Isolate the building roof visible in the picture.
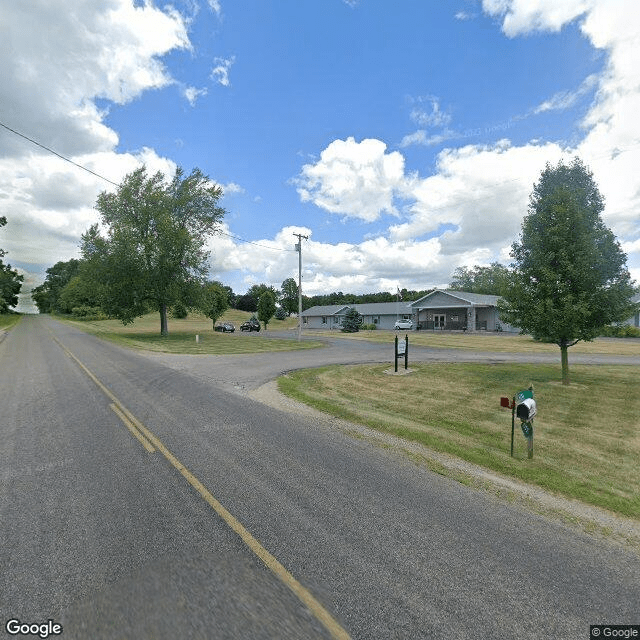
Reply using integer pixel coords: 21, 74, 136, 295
352, 301, 413, 315
301, 305, 349, 317
410, 289, 501, 308
302, 301, 412, 317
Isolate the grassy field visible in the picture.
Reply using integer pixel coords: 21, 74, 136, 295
311, 328, 640, 356
60, 310, 322, 354
0, 314, 21, 331
279, 362, 640, 518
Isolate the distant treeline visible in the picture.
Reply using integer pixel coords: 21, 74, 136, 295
299, 289, 434, 310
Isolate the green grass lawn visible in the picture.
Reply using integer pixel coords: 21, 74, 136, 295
60, 311, 322, 354
0, 314, 21, 331
312, 328, 640, 356
279, 362, 640, 518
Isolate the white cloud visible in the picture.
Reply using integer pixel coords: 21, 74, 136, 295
482, 0, 593, 37
211, 56, 235, 87
277, 1, 640, 295
208, 0, 222, 17
400, 129, 458, 148
1, 1, 190, 159
220, 182, 245, 195
0, 0, 189, 292
481, 0, 640, 245
533, 74, 599, 114
295, 137, 408, 222
183, 85, 208, 106
409, 96, 452, 128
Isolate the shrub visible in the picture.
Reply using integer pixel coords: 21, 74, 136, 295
172, 302, 188, 318
599, 324, 640, 338
275, 306, 287, 320
71, 306, 108, 321
361, 323, 377, 330
341, 307, 363, 333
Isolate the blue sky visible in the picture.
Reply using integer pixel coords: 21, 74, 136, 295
1, 1, 639, 312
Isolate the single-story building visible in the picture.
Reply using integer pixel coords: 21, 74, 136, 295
301, 290, 518, 332
301, 289, 639, 333
301, 301, 413, 330
410, 289, 518, 332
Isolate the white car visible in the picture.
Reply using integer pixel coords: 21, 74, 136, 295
394, 319, 413, 330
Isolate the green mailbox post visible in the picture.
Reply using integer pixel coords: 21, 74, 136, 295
501, 386, 536, 459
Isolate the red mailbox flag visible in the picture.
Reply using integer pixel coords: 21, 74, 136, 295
500, 397, 511, 408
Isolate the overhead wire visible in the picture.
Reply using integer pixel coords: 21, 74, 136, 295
2, 118, 636, 253
0, 119, 295, 252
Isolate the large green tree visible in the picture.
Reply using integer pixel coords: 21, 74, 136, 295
449, 262, 511, 296
0, 216, 23, 313
257, 290, 277, 330
499, 158, 637, 385
201, 281, 229, 328
31, 259, 81, 313
81, 166, 225, 335
280, 277, 299, 315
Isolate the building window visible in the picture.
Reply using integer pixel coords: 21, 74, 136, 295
321, 316, 327, 324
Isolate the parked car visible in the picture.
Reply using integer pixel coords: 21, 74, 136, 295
394, 319, 413, 330
240, 319, 261, 332
214, 322, 235, 333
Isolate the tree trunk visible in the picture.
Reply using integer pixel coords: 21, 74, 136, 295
560, 342, 570, 385
160, 303, 168, 336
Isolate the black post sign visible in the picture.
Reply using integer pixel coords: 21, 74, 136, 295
394, 334, 409, 372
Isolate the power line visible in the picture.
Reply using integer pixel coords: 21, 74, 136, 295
0, 119, 295, 252
0, 120, 120, 186
219, 230, 296, 252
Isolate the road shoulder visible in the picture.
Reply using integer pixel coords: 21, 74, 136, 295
249, 379, 640, 555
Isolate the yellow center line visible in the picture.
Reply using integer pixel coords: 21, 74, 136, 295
109, 403, 156, 453
49, 330, 351, 640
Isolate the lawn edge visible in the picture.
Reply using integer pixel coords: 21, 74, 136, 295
250, 378, 640, 555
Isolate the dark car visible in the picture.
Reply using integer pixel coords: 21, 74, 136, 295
240, 319, 260, 332
214, 322, 235, 333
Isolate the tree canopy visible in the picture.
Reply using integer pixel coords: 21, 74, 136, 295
280, 277, 299, 315
341, 307, 363, 333
257, 290, 277, 329
498, 158, 637, 384
0, 217, 23, 314
201, 281, 229, 328
32, 259, 81, 313
81, 166, 225, 334
449, 262, 511, 296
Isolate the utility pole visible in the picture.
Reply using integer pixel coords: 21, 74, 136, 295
293, 233, 308, 342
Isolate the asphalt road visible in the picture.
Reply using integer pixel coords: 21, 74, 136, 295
1, 316, 639, 639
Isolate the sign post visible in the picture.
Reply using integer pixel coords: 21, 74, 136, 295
394, 334, 408, 372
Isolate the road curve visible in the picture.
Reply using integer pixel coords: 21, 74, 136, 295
1, 316, 639, 640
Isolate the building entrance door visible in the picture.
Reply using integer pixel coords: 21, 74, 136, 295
434, 314, 446, 329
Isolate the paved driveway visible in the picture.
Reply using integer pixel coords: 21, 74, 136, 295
139, 330, 640, 394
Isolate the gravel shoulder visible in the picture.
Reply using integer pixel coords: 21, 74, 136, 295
136, 331, 640, 553
249, 379, 640, 554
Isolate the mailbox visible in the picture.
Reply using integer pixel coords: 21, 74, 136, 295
515, 388, 536, 422
516, 397, 537, 421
